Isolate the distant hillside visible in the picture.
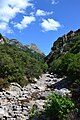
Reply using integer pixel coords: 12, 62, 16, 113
0, 34, 45, 61
0, 33, 47, 89
26, 43, 45, 56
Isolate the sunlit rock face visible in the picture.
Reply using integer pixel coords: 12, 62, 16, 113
26, 43, 45, 55
0, 38, 5, 45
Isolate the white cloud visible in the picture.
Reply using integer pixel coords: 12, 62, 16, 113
0, 0, 33, 33
41, 19, 61, 32
52, 0, 59, 5
36, 9, 53, 16
14, 16, 36, 30
0, 22, 13, 34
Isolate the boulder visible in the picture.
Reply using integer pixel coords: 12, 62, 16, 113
54, 88, 71, 97
7, 82, 22, 96
0, 108, 9, 117
39, 91, 50, 100
35, 100, 45, 110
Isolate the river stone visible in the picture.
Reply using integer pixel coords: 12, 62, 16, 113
54, 88, 71, 97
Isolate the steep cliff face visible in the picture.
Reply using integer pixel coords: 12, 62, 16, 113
45, 29, 80, 64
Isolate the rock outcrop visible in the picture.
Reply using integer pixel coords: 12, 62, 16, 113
26, 43, 44, 56
45, 29, 80, 64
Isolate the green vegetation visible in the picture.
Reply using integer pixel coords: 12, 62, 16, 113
44, 93, 76, 120
49, 53, 80, 79
0, 43, 47, 89
46, 29, 80, 88
45, 29, 80, 118
29, 93, 76, 120
0, 29, 80, 119
29, 105, 41, 119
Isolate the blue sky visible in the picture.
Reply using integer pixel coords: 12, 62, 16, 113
0, 0, 80, 55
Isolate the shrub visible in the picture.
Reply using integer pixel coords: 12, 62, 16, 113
50, 58, 62, 74
67, 54, 80, 79
0, 78, 9, 90
45, 93, 75, 120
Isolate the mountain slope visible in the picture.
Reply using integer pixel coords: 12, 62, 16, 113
0, 34, 45, 61
26, 43, 45, 55
45, 29, 80, 64
45, 28, 80, 78
0, 34, 47, 89
45, 29, 80, 112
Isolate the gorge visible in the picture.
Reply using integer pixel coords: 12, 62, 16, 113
0, 29, 80, 120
